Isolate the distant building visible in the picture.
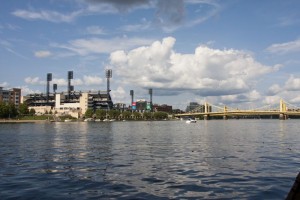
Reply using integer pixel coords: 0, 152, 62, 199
153, 104, 173, 113
186, 102, 211, 113
23, 91, 113, 118
114, 103, 128, 111
136, 99, 148, 112
186, 102, 200, 112
131, 99, 151, 112
172, 109, 184, 114
0, 87, 21, 107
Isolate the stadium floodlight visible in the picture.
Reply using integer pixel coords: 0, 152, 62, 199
106, 69, 112, 78
68, 71, 73, 79
47, 73, 52, 81
53, 84, 57, 93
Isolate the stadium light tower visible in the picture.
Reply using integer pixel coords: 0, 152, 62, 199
149, 88, 153, 112
68, 71, 73, 100
106, 69, 112, 94
130, 90, 134, 106
46, 73, 52, 103
106, 69, 112, 110
53, 83, 57, 94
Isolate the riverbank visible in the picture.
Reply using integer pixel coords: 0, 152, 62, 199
0, 119, 48, 123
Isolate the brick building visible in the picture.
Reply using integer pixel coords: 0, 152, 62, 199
0, 87, 21, 107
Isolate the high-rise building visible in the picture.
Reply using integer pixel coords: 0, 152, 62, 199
186, 102, 211, 113
0, 87, 21, 107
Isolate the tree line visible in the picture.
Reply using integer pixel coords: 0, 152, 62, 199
84, 108, 169, 120
0, 103, 170, 120
0, 103, 35, 118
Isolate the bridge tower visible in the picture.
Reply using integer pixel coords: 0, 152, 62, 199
279, 99, 287, 120
204, 102, 210, 120
223, 105, 228, 120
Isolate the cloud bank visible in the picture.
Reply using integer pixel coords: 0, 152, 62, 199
24, 75, 103, 87
54, 37, 154, 55
12, 0, 220, 31
266, 39, 300, 54
109, 37, 278, 98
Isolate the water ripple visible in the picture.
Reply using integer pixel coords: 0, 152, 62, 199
0, 120, 299, 199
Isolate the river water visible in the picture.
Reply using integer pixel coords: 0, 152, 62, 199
0, 120, 299, 199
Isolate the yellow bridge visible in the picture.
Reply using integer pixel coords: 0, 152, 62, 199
175, 99, 300, 120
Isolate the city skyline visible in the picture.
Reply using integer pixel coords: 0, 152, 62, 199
1, 0, 300, 110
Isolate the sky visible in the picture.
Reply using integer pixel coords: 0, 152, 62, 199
1, 0, 300, 110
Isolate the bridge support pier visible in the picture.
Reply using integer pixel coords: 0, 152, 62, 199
204, 115, 210, 120
279, 113, 287, 120
223, 115, 228, 120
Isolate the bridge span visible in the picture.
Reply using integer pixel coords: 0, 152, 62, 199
175, 99, 300, 120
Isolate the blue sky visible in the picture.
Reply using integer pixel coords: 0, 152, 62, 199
1, 0, 300, 110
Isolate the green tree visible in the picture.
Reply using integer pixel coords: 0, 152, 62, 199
85, 108, 94, 118
8, 103, 18, 118
95, 109, 106, 119
29, 108, 36, 115
0, 103, 17, 118
143, 112, 152, 120
18, 103, 29, 116
122, 111, 132, 119
108, 110, 120, 119
153, 111, 168, 120
0, 102, 7, 118
132, 112, 141, 119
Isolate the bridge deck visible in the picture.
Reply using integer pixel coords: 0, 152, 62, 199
176, 111, 300, 117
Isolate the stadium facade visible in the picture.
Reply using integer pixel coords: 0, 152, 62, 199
23, 70, 113, 118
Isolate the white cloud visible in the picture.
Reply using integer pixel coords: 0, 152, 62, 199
219, 90, 261, 105
111, 86, 127, 103
12, 9, 82, 23
25, 77, 45, 85
266, 39, 300, 54
20, 85, 41, 95
34, 50, 52, 58
267, 84, 282, 95
85, 0, 153, 13
86, 26, 106, 35
52, 78, 68, 86
263, 96, 281, 106
109, 37, 278, 97
25, 76, 103, 87
83, 75, 103, 85
5, 47, 28, 59
12, 0, 220, 32
0, 82, 9, 87
54, 37, 154, 55
121, 22, 151, 32
284, 75, 300, 91
289, 96, 300, 104
119, 0, 221, 32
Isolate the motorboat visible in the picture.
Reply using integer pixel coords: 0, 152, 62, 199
186, 118, 197, 123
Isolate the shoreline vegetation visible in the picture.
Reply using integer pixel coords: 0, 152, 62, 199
0, 118, 177, 123
0, 119, 48, 123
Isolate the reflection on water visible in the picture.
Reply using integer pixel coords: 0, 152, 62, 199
0, 120, 299, 199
